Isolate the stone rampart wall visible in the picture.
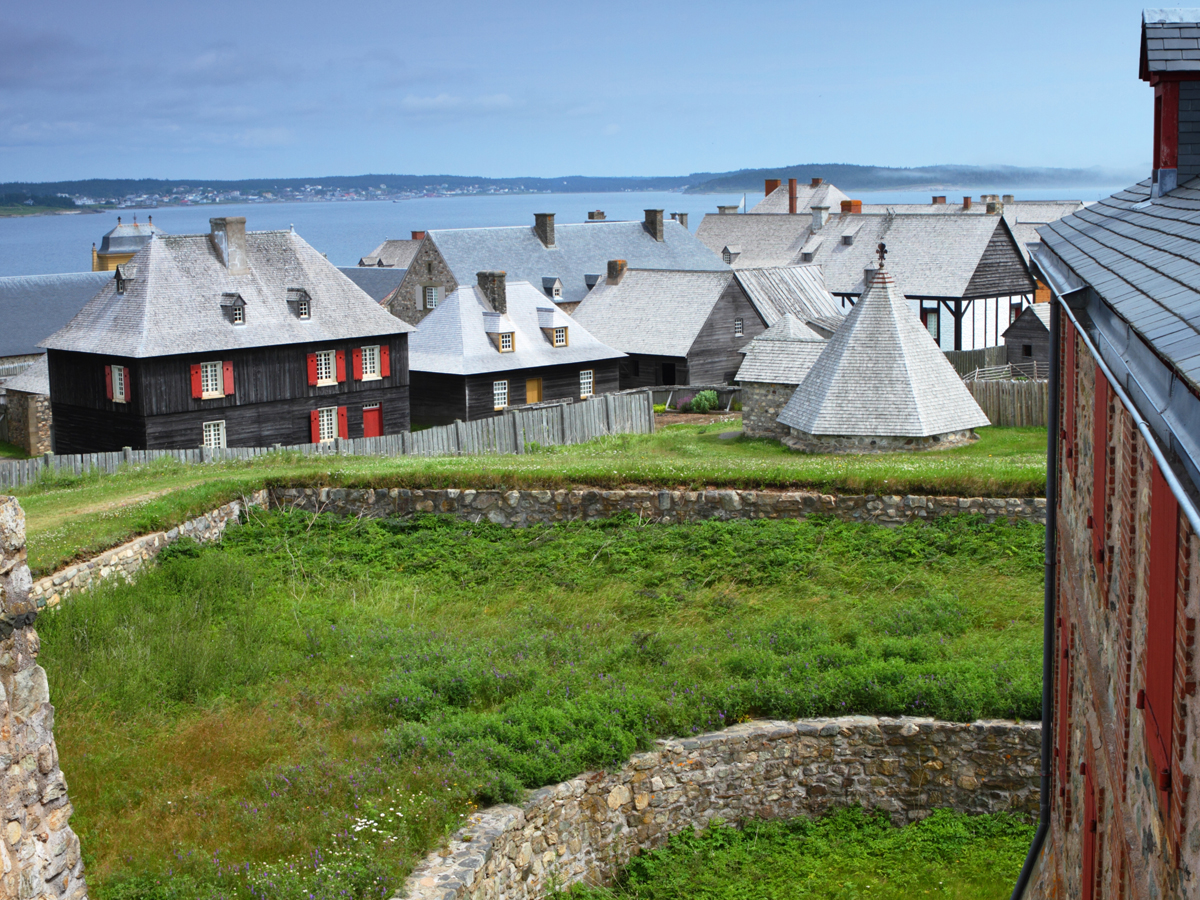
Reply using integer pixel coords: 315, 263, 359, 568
404, 716, 1041, 900
0, 497, 86, 900
740, 381, 794, 439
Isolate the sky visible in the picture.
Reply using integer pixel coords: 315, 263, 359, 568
0, 0, 1160, 182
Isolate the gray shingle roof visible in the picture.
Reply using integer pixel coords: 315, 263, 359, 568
97, 218, 165, 255
1001, 303, 1051, 339
0, 271, 112, 359
1, 355, 48, 395
429, 219, 728, 308
359, 239, 421, 268
750, 182, 851, 214
698, 212, 1033, 299
733, 265, 844, 326
337, 266, 407, 302
408, 279, 624, 376
42, 230, 412, 359
735, 314, 827, 385
572, 269, 736, 357
1036, 175, 1200, 391
778, 266, 990, 436
1142, 9, 1200, 77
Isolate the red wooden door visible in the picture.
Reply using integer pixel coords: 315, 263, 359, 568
363, 404, 383, 438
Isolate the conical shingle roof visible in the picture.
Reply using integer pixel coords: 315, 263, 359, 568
777, 266, 989, 437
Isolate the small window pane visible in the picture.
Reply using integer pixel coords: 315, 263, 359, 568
554, 327, 567, 347
112, 365, 125, 402
362, 345, 379, 378
734, 318, 744, 336
232, 305, 244, 324
580, 369, 594, 398
318, 407, 337, 442
298, 299, 310, 319
201, 361, 222, 396
493, 380, 508, 409
316, 350, 335, 383
500, 333, 513, 352
424, 285, 438, 309
203, 421, 226, 448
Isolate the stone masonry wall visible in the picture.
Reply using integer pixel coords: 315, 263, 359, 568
0, 498, 86, 900
387, 240, 459, 326
783, 428, 981, 454
404, 716, 1041, 900
740, 381, 793, 439
6, 391, 52, 458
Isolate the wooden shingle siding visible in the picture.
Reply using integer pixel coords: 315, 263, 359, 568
1004, 311, 1051, 370
618, 355, 689, 390
51, 403, 147, 454
410, 372, 468, 426
686, 279, 767, 384
964, 222, 1033, 299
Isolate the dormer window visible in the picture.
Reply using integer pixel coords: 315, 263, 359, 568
221, 292, 246, 325
287, 288, 312, 319
553, 327, 567, 347
499, 332, 514, 352
232, 304, 245, 325
722, 249, 732, 264
553, 285, 562, 298
114, 264, 132, 294
800, 252, 815, 263
298, 298, 310, 318
542, 277, 563, 300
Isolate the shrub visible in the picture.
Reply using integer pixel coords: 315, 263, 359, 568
690, 390, 719, 414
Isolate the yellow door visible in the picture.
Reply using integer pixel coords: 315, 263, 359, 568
526, 378, 543, 403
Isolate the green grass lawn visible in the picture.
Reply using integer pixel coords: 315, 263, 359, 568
566, 808, 1035, 900
38, 509, 1044, 899
0, 439, 28, 459
13, 424, 1047, 577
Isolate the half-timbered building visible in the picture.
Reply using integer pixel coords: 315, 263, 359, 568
41, 217, 414, 453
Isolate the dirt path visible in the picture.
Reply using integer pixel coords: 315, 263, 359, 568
656, 412, 742, 428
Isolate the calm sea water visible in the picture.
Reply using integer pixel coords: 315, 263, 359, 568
0, 185, 1125, 278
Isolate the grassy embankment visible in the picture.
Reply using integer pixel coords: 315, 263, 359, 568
13, 423, 1046, 578
567, 808, 1036, 900
37, 507, 1046, 899
0, 440, 28, 459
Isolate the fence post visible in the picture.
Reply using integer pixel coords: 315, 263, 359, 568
604, 393, 615, 434
647, 390, 657, 433
560, 402, 569, 446
455, 419, 467, 455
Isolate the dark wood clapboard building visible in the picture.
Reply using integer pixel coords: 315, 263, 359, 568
1001, 302, 1050, 377
41, 217, 414, 453
408, 271, 623, 425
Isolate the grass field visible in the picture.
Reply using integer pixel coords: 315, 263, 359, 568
14, 424, 1046, 577
0, 439, 28, 459
37, 508, 1045, 899
566, 808, 1035, 900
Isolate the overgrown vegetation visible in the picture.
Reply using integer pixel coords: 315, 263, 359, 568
15, 424, 1046, 576
37, 510, 1044, 899
567, 808, 1035, 900
0, 439, 28, 459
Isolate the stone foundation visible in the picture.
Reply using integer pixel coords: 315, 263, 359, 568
740, 382, 795, 439
783, 428, 980, 454
403, 715, 1041, 900
0, 498, 86, 900
6, 391, 52, 457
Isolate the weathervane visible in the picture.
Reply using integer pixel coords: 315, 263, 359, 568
876, 242, 888, 267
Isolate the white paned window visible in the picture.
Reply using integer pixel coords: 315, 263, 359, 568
203, 420, 226, 449
298, 298, 310, 319
361, 345, 380, 379
316, 349, 336, 385
318, 406, 337, 442
200, 361, 222, 398
553, 327, 567, 347
111, 365, 126, 402
722, 249, 732, 264
232, 304, 245, 325
734, 318, 744, 336
493, 380, 508, 409
499, 332, 514, 352
552, 284, 562, 298
580, 369, 594, 398
424, 285, 439, 309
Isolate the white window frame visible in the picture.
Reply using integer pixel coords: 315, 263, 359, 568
499, 332, 514, 352
580, 369, 594, 399
722, 249, 732, 264
232, 304, 245, 325
315, 349, 337, 386
552, 284, 562, 298
111, 365, 127, 403
297, 298, 311, 319
318, 406, 337, 442
553, 327, 567, 347
493, 380, 508, 410
202, 420, 226, 449
200, 361, 223, 399
424, 285, 439, 309
361, 345, 381, 380
734, 317, 744, 337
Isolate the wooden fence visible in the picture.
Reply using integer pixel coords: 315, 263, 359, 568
944, 346, 1006, 377
0, 391, 656, 490
967, 380, 1049, 427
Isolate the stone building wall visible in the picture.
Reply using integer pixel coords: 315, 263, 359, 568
739, 381, 793, 438
783, 428, 980, 454
7, 391, 52, 457
387, 240, 459, 326
0, 497, 86, 900
405, 716, 1041, 900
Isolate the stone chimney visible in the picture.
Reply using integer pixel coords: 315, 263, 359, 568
718, 205, 739, 215
764, 178, 781, 196
534, 213, 555, 248
607, 259, 628, 284
670, 212, 689, 229
962, 197, 973, 210
477, 271, 507, 314
587, 210, 606, 221
987, 200, 1003, 215
644, 209, 665, 241
1002, 194, 1015, 203
210, 217, 249, 274
811, 177, 823, 187
788, 178, 798, 214
932, 196, 946, 204
811, 205, 829, 231
411, 230, 426, 240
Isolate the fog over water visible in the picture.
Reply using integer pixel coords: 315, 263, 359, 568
0, 186, 1126, 278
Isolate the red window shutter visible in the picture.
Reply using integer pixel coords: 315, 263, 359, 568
337, 406, 348, 439
310, 410, 320, 443
380, 344, 391, 377
336, 350, 347, 383
1063, 320, 1077, 477
307, 353, 318, 386
123, 367, 132, 404
1057, 615, 1071, 785
1146, 460, 1179, 803
1082, 750, 1097, 900
222, 360, 234, 397
105, 365, 113, 401
352, 347, 363, 381
190, 363, 203, 399
1093, 367, 1109, 564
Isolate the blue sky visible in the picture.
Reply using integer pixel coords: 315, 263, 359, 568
0, 0, 1157, 181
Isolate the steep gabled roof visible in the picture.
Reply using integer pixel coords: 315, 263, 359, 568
750, 182, 851, 214
409, 279, 624, 376
1, 355, 49, 395
358, 238, 421, 268
734, 265, 844, 327
428, 219, 729, 309
572, 269, 736, 358
338, 266, 407, 302
42, 230, 412, 359
778, 266, 990, 436
735, 313, 827, 385
1001, 303, 1051, 339
696, 214, 813, 269
97, 218, 165, 255
0, 271, 112, 358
